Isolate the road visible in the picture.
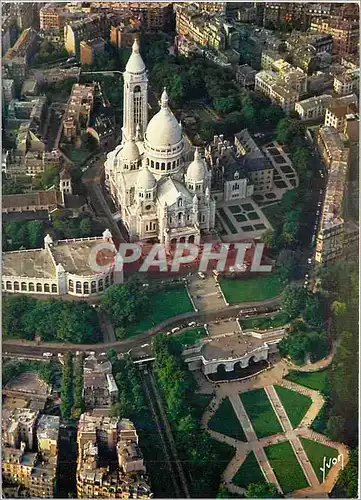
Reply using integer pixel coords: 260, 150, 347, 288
3, 296, 281, 358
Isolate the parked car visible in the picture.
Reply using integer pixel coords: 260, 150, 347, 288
43, 352, 53, 357
198, 272, 205, 279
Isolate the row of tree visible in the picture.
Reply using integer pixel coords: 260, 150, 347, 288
3, 220, 44, 251
60, 353, 74, 420
3, 296, 100, 344
152, 333, 236, 497
72, 353, 85, 419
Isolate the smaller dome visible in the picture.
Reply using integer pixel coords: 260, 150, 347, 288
122, 139, 140, 162
136, 166, 156, 190
186, 148, 207, 182
125, 39, 146, 74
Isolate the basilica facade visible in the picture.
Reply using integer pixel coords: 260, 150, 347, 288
104, 39, 216, 245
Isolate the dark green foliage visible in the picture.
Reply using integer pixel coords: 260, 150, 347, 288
232, 451, 267, 489
41, 165, 60, 189
246, 482, 280, 498
280, 284, 307, 318
60, 353, 74, 420
208, 398, 247, 441
2, 177, 26, 195
32, 41, 68, 65
278, 322, 329, 365
3, 220, 44, 251
152, 333, 236, 497
72, 354, 84, 417
110, 355, 146, 419
276, 249, 300, 284
336, 448, 358, 498
51, 214, 93, 239
101, 278, 150, 330
2, 296, 99, 344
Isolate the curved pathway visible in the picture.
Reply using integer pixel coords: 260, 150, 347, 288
197, 351, 347, 498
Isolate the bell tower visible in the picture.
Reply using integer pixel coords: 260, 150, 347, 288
122, 39, 148, 142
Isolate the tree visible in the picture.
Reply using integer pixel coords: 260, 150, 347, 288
41, 165, 59, 189
331, 301, 347, 316
79, 217, 91, 237
276, 249, 299, 284
101, 278, 150, 329
337, 448, 358, 498
303, 293, 325, 328
247, 482, 280, 498
280, 284, 307, 318
27, 220, 43, 248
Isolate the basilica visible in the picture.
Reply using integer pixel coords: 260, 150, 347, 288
104, 39, 216, 245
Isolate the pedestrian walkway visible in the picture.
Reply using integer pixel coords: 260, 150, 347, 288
197, 355, 348, 497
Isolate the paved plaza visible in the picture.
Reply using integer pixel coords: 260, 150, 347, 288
187, 274, 226, 312
195, 353, 348, 497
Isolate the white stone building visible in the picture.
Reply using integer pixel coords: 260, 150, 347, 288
105, 39, 216, 245
2, 229, 122, 297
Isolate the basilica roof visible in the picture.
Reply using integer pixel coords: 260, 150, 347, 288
157, 177, 193, 207
186, 148, 207, 182
122, 139, 140, 162
125, 39, 146, 74
145, 88, 182, 149
136, 166, 156, 190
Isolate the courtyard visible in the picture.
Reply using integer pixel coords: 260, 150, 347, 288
218, 274, 283, 304
194, 354, 348, 497
187, 274, 226, 312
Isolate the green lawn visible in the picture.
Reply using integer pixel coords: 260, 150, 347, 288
126, 287, 193, 336
285, 369, 329, 393
232, 451, 266, 488
240, 311, 291, 331
274, 385, 312, 428
300, 438, 339, 483
262, 203, 283, 229
265, 441, 309, 493
219, 274, 282, 304
172, 327, 206, 348
240, 389, 282, 438
209, 397, 247, 442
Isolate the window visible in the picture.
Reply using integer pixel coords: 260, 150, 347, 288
151, 160, 154, 168
83, 282, 89, 294
6, 281, 12, 290
156, 162, 159, 169
105, 276, 110, 287
14, 281, 20, 291
98, 279, 104, 292
178, 198, 182, 207
44, 283, 50, 293
167, 162, 171, 170
36, 283, 42, 292
161, 163, 165, 171
91, 281, 97, 293
69, 280, 74, 292
76, 281, 81, 294
51, 284, 57, 293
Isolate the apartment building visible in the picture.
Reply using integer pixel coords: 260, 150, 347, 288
97, 2, 173, 32
64, 14, 109, 57
295, 95, 333, 121
62, 83, 95, 141
255, 71, 299, 114
310, 18, 359, 55
3, 28, 39, 81
324, 94, 358, 133
110, 22, 142, 49
83, 355, 118, 410
315, 131, 350, 266
317, 126, 349, 169
80, 38, 105, 66
333, 70, 359, 96
235, 65, 257, 89
175, 3, 226, 51
2, 411, 60, 498
2, 79, 15, 104
76, 414, 152, 498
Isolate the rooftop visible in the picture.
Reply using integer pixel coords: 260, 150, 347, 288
2, 191, 63, 211
2, 249, 56, 279
297, 94, 333, 111
37, 415, 60, 441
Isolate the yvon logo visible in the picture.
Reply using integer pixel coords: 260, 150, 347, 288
320, 454, 344, 483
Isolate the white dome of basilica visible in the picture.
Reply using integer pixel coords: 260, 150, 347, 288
136, 166, 156, 190
145, 88, 182, 149
121, 139, 140, 162
125, 39, 146, 74
186, 148, 207, 182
